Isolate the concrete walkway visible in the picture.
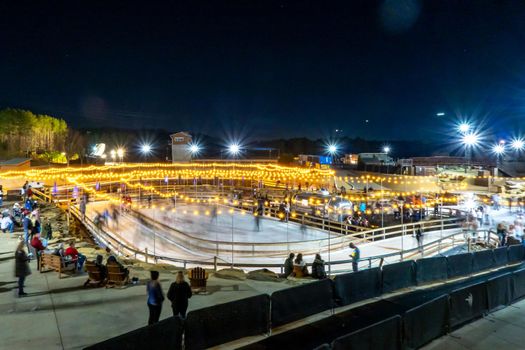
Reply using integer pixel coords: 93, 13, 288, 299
424, 299, 525, 349
0, 233, 292, 349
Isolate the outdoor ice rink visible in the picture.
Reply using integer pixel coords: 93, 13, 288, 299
84, 200, 473, 272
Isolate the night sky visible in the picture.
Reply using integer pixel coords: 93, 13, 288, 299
1, 1, 525, 141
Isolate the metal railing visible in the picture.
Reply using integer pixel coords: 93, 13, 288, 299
32, 182, 484, 276
66, 202, 483, 275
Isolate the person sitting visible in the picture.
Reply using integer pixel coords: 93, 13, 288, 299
64, 241, 86, 271
283, 253, 295, 277
52, 243, 65, 257
1, 214, 14, 233
93, 254, 107, 280
292, 253, 309, 277
311, 254, 327, 279
107, 255, 130, 278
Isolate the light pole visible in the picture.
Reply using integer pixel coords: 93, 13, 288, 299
228, 143, 241, 188
492, 142, 505, 186
383, 146, 391, 174
189, 144, 201, 196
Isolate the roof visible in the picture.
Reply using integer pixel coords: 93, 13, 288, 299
0, 158, 30, 165
170, 131, 191, 138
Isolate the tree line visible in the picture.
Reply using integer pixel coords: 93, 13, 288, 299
0, 108, 68, 157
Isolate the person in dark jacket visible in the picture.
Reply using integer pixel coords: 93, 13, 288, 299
311, 254, 327, 279
42, 217, 52, 240
15, 240, 31, 297
283, 253, 295, 277
146, 270, 164, 325
94, 254, 107, 280
167, 271, 192, 318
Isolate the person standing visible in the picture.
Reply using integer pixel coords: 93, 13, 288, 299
349, 242, 360, 272
15, 240, 31, 297
21, 181, 28, 201
283, 253, 295, 277
311, 254, 327, 279
167, 271, 192, 318
22, 214, 33, 254
79, 197, 86, 221
415, 224, 423, 252
42, 217, 52, 240
146, 270, 164, 325
0, 185, 4, 207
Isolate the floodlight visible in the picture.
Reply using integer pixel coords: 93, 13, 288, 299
511, 138, 524, 151
140, 144, 152, 155
228, 143, 241, 155
492, 144, 505, 155
462, 133, 479, 147
458, 123, 470, 133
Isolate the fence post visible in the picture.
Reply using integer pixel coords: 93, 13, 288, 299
214, 256, 217, 271
145, 247, 148, 263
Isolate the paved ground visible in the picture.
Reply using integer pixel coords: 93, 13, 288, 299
424, 299, 525, 350
0, 232, 292, 350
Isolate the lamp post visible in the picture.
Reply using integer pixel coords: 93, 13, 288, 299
228, 143, 241, 188
189, 144, 201, 196
492, 142, 505, 186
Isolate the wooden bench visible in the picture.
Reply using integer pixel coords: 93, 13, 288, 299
40, 253, 76, 278
106, 262, 129, 288
188, 267, 208, 293
84, 262, 106, 287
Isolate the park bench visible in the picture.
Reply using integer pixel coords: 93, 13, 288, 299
106, 262, 129, 288
84, 262, 106, 287
188, 267, 208, 293
40, 253, 76, 278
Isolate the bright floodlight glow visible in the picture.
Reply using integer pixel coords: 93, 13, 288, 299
327, 144, 338, 154
116, 148, 125, 158
110, 150, 116, 158
458, 123, 470, 133
383, 146, 391, 153
141, 144, 152, 154
189, 144, 200, 154
511, 139, 525, 151
492, 144, 505, 155
462, 133, 479, 147
436, 112, 445, 116
228, 143, 241, 155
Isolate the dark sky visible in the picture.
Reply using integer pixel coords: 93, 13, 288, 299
1, 0, 525, 141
